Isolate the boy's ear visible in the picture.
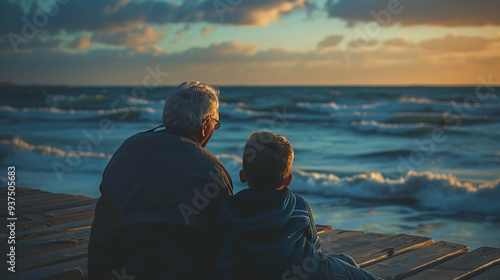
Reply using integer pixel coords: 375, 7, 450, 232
239, 169, 248, 183
282, 173, 293, 187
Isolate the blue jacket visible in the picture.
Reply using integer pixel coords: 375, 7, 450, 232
213, 188, 321, 280
88, 126, 233, 280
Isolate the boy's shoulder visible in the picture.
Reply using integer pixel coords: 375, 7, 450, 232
289, 191, 311, 211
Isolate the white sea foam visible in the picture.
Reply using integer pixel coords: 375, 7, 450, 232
217, 154, 500, 219
0, 105, 161, 121
0, 137, 112, 159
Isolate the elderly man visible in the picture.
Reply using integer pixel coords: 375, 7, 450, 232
88, 81, 233, 279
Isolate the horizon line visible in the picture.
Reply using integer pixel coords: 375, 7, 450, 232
2, 82, 499, 87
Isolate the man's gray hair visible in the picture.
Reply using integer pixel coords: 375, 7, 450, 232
162, 81, 219, 132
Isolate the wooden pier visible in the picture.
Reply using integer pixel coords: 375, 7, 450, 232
1, 187, 499, 279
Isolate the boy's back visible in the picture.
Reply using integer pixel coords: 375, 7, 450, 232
215, 187, 320, 280
213, 131, 382, 280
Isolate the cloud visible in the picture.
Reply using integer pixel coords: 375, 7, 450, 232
347, 38, 378, 49
0, 35, 61, 53
419, 34, 500, 53
70, 35, 92, 50
1, 34, 499, 85
0, 0, 311, 38
383, 37, 412, 47
381, 35, 500, 53
211, 0, 312, 26
317, 35, 343, 49
325, 0, 500, 27
92, 26, 167, 47
187, 41, 260, 57
202, 26, 213, 37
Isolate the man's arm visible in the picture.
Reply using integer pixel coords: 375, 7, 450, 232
212, 232, 237, 280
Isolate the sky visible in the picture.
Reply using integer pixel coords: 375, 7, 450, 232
0, 0, 499, 85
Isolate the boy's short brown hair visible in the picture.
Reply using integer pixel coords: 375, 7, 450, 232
243, 131, 294, 189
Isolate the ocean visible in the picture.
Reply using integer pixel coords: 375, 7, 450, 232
1, 85, 499, 249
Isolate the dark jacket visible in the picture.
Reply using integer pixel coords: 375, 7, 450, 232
213, 188, 321, 280
88, 127, 233, 280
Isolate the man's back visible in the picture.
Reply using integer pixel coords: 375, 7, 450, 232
88, 127, 233, 279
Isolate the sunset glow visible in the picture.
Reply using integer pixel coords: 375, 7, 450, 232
0, 0, 499, 85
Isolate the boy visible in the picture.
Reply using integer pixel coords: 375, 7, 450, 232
214, 131, 382, 280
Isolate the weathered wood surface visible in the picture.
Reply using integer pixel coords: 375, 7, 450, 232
321, 232, 434, 266
468, 264, 500, 280
320, 229, 364, 245
1, 187, 499, 280
403, 247, 500, 280
363, 241, 469, 280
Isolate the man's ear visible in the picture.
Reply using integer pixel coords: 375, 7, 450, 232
282, 173, 293, 187
239, 169, 248, 183
201, 119, 209, 137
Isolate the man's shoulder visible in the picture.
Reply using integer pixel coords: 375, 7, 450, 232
119, 130, 233, 189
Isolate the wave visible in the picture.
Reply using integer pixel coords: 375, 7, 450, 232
356, 149, 417, 159
0, 137, 112, 177
45, 94, 109, 109
216, 154, 500, 220
294, 169, 500, 220
350, 121, 440, 135
126, 97, 163, 108
297, 100, 500, 116
0, 105, 160, 122
0, 137, 112, 159
399, 96, 500, 106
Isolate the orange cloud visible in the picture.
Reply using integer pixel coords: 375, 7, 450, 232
92, 26, 167, 47
2, 36, 499, 85
207, 41, 259, 56
419, 34, 500, 53
202, 26, 214, 37
70, 36, 92, 50
317, 35, 344, 49
235, 0, 311, 26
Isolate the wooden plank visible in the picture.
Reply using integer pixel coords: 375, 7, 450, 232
0, 257, 87, 280
320, 229, 364, 245
0, 190, 68, 208
0, 187, 38, 197
16, 210, 94, 232
0, 227, 90, 259
15, 196, 97, 215
14, 219, 93, 241
404, 247, 500, 280
0, 197, 96, 226
468, 264, 500, 280
316, 225, 333, 234
16, 202, 96, 224
0, 190, 63, 202
0, 244, 88, 276
322, 233, 434, 267
363, 241, 469, 280
0, 201, 95, 236
15, 191, 84, 204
